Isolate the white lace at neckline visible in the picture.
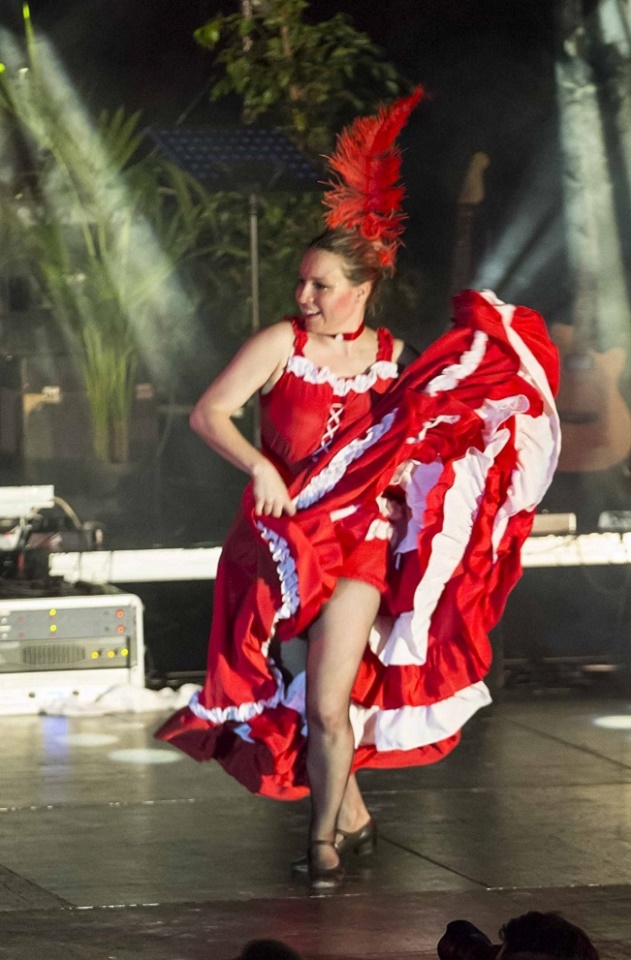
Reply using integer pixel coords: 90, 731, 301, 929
286, 354, 398, 397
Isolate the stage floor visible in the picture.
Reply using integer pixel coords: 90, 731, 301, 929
1, 692, 630, 960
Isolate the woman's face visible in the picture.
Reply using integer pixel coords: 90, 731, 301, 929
295, 249, 370, 335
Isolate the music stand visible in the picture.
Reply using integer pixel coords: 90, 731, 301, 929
145, 125, 322, 336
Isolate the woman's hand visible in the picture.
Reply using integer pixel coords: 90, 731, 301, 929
251, 460, 297, 518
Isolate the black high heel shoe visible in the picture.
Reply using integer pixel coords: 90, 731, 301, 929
308, 840, 345, 890
335, 818, 377, 857
291, 819, 377, 874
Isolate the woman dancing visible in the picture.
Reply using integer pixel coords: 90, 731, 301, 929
156, 89, 560, 888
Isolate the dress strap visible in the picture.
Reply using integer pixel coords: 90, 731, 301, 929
376, 327, 395, 362
290, 317, 308, 357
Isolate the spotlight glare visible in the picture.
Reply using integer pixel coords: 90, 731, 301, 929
0, 19, 201, 402
56, 733, 119, 746
107, 749, 181, 765
593, 715, 631, 730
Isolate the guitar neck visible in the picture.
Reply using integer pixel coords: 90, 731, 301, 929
450, 205, 478, 294
449, 152, 490, 296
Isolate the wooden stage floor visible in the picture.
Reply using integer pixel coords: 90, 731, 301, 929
1, 691, 630, 960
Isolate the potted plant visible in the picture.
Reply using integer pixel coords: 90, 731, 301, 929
0, 7, 212, 465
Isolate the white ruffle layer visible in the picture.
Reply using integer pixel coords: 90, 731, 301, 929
256, 523, 300, 620
189, 666, 285, 725
191, 292, 557, 751
350, 680, 492, 751
371, 295, 561, 669
425, 329, 488, 395
295, 409, 398, 509
227, 668, 492, 753
286, 355, 399, 396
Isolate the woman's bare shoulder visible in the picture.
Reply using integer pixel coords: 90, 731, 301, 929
250, 319, 296, 352
259, 318, 297, 340
251, 320, 298, 394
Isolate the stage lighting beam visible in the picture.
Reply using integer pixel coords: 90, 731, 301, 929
555, 1, 630, 349
0, 23, 201, 389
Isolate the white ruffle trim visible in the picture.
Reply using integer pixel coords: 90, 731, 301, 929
425, 330, 488, 395
477, 394, 531, 440
476, 293, 561, 558
490, 293, 561, 481
349, 680, 492, 751
188, 666, 285, 724
257, 523, 300, 620
368, 612, 421, 665
376, 388, 532, 667
225, 671, 491, 753
373, 442, 506, 667
404, 414, 461, 447
231, 672, 308, 743
287, 355, 399, 396
394, 459, 442, 554
295, 409, 398, 509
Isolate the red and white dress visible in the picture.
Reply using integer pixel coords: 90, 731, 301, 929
156, 290, 561, 800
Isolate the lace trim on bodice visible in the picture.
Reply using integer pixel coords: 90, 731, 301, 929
313, 401, 345, 457
285, 355, 399, 396
284, 318, 398, 396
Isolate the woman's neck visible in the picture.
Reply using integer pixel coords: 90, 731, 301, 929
320, 321, 366, 342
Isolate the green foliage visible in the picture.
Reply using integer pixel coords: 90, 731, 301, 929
196, 190, 323, 333
191, 0, 417, 337
0, 18, 215, 461
195, 0, 407, 157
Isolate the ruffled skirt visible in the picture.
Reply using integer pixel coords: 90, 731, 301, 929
155, 291, 560, 799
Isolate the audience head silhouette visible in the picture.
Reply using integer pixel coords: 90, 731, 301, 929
437, 912, 599, 960
236, 939, 303, 960
500, 912, 599, 960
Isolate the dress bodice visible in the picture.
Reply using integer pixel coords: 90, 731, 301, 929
260, 318, 400, 481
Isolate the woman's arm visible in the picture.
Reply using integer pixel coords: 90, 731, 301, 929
190, 322, 296, 517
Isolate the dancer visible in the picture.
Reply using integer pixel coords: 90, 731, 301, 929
156, 89, 560, 889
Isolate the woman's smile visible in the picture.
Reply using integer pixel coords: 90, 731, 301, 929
296, 248, 367, 336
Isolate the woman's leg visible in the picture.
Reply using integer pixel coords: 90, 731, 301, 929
337, 773, 371, 835
306, 577, 380, 868
335, 613, 394, 833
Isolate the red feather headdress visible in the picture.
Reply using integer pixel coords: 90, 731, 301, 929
322, 87, 424, 273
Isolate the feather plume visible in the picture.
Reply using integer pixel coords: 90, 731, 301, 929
322, 87, 424, 272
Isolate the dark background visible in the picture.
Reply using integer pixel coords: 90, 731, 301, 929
1, 0, 562, 333
0, 0, 574, 548
1, 1, 630, 683
0, 0, 629, 542
0, 0, 564, 330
